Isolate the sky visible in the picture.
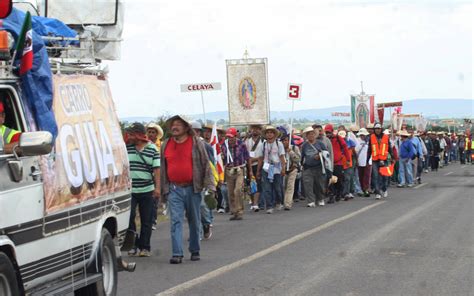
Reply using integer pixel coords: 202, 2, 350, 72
107, 0, 473, 118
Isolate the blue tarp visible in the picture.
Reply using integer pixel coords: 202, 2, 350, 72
3, 8, 60, 140
32, 15, 79, 46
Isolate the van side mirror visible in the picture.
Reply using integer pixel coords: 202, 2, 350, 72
19, 131, 53, 156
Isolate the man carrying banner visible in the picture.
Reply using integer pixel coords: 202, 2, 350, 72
367, 123, 394, 199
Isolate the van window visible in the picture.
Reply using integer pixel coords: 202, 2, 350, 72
0, 90, 24, 154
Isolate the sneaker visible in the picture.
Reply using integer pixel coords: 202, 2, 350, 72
397, 184, 405, 188
383, 191, 388, 198
284, 206, 291, 211
277, 204, 284, 211
139, 250, 151, 257
128, 247, 139, 256
266, 208, 274, 214
348, 193, 355, 198
364, 191, 370, 197
424, 170, 429, 173
307, 202, 316, 208
190, 252, 200, 261
254, 207, 260, 212
407, 184, 413, 188
229, 215, 243, 221
203, 224, 212, 239
318, 200, 325, 206
169, 256, 183, 264
217, 208, 225, 214
152, 224, 157, 231
375, 194, 382, 200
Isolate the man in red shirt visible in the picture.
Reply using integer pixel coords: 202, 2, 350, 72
160, 115, 215, 264
324, 124, 350, 203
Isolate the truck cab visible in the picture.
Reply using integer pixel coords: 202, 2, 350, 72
0, 1, 133, 295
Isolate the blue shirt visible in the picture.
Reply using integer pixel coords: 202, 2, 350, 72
399, 139, 416, 159
410, 136, 423, 157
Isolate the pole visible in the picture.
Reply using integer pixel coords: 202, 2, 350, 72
288, 100, 295, 171
200, 90, 206, 125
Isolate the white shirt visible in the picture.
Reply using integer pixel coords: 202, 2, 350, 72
355, 138, 371, 167
262, 140, 285, 174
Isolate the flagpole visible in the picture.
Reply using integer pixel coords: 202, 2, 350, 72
200, 90, 206, 125
287, 99, 295, 171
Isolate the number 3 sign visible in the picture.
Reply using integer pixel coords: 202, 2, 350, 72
287, 83, 302, 100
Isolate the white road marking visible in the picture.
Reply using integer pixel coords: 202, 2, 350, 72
444, 171, 453, 176
155, 202, 386, 296
414, 183, 428, 189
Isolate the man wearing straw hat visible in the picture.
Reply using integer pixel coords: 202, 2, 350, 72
300, 126, 327, 207
161, 115, 216, 264
355, 128, 371, 196
397, 130, 416, 188
257, 125, 286, 213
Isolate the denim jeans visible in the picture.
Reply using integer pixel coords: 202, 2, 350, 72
353, 167, 363, 194
372, 162, 388, 194
128, 191, 154, 251
399, 158, 414, 185
261, 170, 283, 209
343, 166, 355, 196
168, 184, 202, 257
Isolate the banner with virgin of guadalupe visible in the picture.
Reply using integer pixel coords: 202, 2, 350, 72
226, 58, 270, 125
350, 94, 375, 128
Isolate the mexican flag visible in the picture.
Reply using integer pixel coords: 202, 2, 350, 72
15, 11, 33, 75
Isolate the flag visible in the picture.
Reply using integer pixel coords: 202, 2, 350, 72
210, 123, 224, 182
15, 11, 33, 75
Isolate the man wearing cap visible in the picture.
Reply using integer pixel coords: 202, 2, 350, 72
161, 115, 216, 264
125, 122, 161, 257
245, 124, 264, 211
0, 101, 21, 154
324, 124, 350, 203
397, 130, 416, 187
221, 127, 252, 220
367, 123, 394, 199
257, 125, 286, 213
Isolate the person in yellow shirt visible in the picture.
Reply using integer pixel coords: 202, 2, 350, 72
146, 122, 164, 150
0, 101, 21, 154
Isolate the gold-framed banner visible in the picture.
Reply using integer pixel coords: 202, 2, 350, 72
226, 58, 270, 125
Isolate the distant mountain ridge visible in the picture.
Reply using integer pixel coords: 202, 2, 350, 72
121, 99, 473, 123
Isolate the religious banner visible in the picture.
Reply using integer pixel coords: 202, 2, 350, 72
415, 115, 428, 132
350, 94, 375, 128
226, 58, 269, 125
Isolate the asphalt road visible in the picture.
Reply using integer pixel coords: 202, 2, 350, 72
118, 163, 474, 296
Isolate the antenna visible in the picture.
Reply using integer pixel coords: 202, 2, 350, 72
360, 81, 365, 95
243, 48, 250, 60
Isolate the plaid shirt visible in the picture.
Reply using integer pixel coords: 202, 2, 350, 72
221, 139, 250, 167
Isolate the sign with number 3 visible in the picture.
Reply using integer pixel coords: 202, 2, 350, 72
287, 83, 302, 100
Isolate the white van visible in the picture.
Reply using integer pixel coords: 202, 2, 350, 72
0, 71, 134, 295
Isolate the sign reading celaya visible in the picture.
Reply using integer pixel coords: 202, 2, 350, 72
226, 58, 269, 125
180, 82, 222, 92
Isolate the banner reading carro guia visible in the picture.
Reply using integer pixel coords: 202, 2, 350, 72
42, 75, 130, 214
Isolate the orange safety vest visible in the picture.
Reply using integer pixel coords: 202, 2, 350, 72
370, 134, 389, 161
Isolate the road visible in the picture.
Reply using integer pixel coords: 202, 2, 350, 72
118, 163, 474, 296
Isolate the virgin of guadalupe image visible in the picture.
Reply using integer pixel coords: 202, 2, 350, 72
240, 78, 256, 109
356, 104, 369, 128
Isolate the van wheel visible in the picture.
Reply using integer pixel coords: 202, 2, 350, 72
0, 252, 20, 296
75, 229, 118, 296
